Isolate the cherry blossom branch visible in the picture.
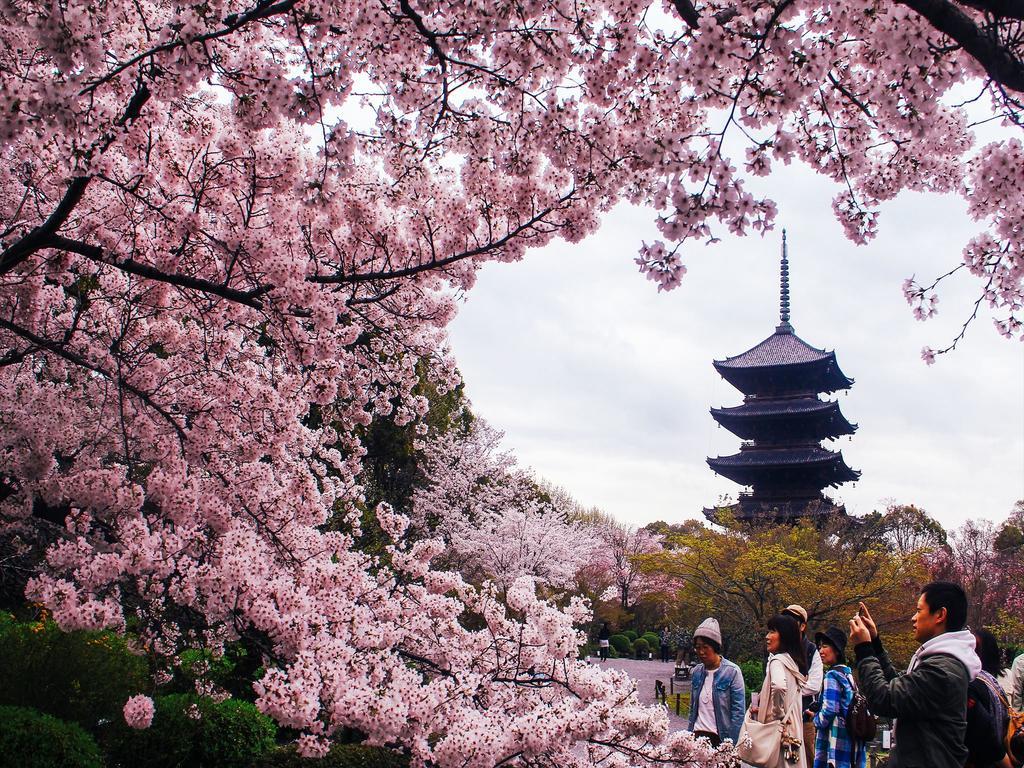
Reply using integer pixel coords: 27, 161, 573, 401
0, 317, 187, 448
898, 0, 1024, 91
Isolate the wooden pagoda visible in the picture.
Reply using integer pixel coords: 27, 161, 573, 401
705, 233, 860, 525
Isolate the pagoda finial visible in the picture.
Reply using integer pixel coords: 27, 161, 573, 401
777, 229, 793, 333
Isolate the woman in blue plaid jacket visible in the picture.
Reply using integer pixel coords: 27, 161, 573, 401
812, 627, 867, 768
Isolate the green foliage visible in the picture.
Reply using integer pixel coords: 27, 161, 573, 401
641, 632, 661, 648
106, 694, 276, 768
738, 659, 765, 693
621, 630, 638, 642
0, 705, 102, 768
608, 634, 631, 655
172, 643, 261, 701
252, 744, 410, 768
633, 638, 651, 658
0, 612, 148, 732
641, 516, 933, 664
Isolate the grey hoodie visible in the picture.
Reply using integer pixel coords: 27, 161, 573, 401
855, 630, 980, 768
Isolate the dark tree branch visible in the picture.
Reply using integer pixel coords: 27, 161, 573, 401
956, 0, 1024, 20
0, 81, 151, 277
0, 318, 187, 448
899, 0, 1024, 92
671, 0, 700, 28
48, 235, 269, 309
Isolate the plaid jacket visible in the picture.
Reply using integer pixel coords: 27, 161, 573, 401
812, 666, 867, 768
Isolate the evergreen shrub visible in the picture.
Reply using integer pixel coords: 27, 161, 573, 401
633, 638, 651, 658
253, 744, 410, 768
106, 693, 276, 768
0, 705, 102, 768
641, 632, 661, 649
0, 612, 148, 732
622, 630, 638, 642
608, 634, 631, 655
738, 659, 765, 693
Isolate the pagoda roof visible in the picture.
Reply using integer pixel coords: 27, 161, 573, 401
712, 328, 853, 395
707, 446, 860, 486
710, 398, 856, 437
715, 328, 832, 368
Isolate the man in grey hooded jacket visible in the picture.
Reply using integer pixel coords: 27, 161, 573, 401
849, 581, 981, 768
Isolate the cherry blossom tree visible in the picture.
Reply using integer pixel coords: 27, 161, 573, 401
413, 421, 594, 592
588, 523, 665, 612
3, 0, 1024, 762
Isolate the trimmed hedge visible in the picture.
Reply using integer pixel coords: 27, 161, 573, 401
0, 613, 148, 733
633, 638, 651, 658
253, 744, 410, 768
641, 632, 661, 649
608, 634, 631, 655
106, 694, 276, 768
0, 705, 102, 768
738, 659, 765, 693
621, 630, 638, 642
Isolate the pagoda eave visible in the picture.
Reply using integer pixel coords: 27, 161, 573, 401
709, 400, 856, 439
714, 358, 853, 396
706, 451, 860, 488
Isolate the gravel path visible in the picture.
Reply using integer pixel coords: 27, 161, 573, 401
586, 657, 693, 730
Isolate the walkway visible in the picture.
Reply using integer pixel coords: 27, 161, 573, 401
587, 657, 691, 729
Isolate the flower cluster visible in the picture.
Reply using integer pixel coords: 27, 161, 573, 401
123, 695, 155, 730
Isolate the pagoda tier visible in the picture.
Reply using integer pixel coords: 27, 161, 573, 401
704, 497, 848, 525
702, 231, 860, 525
707, 446, 860, 490
712, 328, 853, 396
710, 397, 856, 442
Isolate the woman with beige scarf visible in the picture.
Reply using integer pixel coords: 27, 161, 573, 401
743, 613, 810, 768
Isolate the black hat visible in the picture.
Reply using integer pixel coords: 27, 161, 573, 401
815, 626, 848, 658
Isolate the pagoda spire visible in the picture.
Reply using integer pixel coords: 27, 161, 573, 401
777, 229, 792, 333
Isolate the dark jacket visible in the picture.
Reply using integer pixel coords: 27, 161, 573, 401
854, 637, 971, 768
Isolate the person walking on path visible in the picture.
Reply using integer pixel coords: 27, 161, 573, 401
686, 617, 746, 747
812, 626, 866, 768
782, 604, 824, 765
598, 621, 611, 662
660, 626, 672, 663
747, 613, 810, 768
965, 628, 1013, 768
849, 582, 982, 768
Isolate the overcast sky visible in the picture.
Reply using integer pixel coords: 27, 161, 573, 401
447, 160, 1024, 533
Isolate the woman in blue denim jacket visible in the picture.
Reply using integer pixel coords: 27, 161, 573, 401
686, 617, 747, 746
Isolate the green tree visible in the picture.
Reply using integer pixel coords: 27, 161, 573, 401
639, 516, 932, 663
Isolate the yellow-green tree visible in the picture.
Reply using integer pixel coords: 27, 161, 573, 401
638, 514, 934, 664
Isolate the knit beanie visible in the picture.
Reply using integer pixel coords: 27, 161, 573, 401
694, 617, 722, 647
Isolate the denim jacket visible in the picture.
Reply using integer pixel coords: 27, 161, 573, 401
686, 658, 747, 743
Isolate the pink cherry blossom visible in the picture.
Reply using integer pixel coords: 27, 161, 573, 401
123, 695, 155, 730
2, 0, 1023, 763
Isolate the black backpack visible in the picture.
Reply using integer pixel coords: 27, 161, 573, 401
966, 674, 1012, 767
843, 672, 877, 742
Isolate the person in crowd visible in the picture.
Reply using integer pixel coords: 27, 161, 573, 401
783, 603, 824, 764
660, 626, 672, 663
965, 628, 1013, 768
1011, 647, 1024, 710
686, 617, 747, 747
812, 626, 866, 768
748, 613, 810, 768
598, 621, 610, 662
849, 582, 981, 768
